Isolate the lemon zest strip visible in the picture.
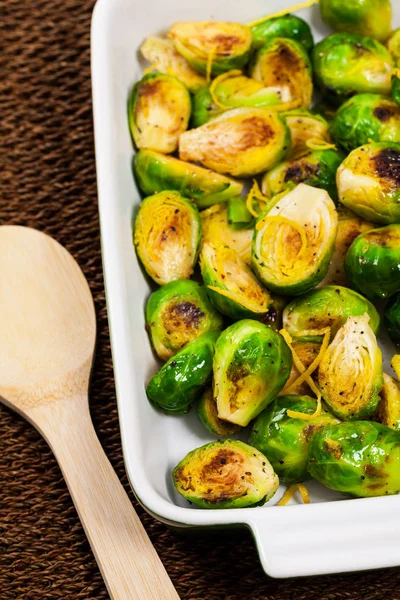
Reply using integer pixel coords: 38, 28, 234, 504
277, 483, 311, 506
206, 46, 217, 83
285, 327, 331, 394
209, 69, 243, 109
246, 180, 270, 218
305, 139, 337, 151
143, 64, 157, 74
247, 0, 319, 28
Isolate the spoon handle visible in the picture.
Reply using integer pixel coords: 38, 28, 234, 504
32, 398, 180, 600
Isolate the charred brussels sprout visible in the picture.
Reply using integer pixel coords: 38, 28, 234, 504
200, 242, 273, 321
134, 191, 201, 285
319, 0, 392, 43
249, 395, 339, 483
345, 224, 400, 301
213, 320, 292, 427
337, 142, 400, 224
307, 421, 400, 497
173, 439, 279, 508
250, 14, 314, 53
283, 109, 331, 157
312, 34, 394, 104
249, 37, 313, 108
168, 22, 252, 76
146, 331, 219, 414
179, 107, 290, 178
196, 388, 241, 437
145, 280, 223, 361
128, 73, 191, 154
318, 315, 383, 420
201, 204, 253, 265
384, 292, 400, 346
283, 285, 380, 337
252, 184, 338, 296
134, 150, 243, 209
330, 94, 400, 152
376, 373, 400, 431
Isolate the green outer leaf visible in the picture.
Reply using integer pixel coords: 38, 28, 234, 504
227, 197, 254, 230
251, 14, 314, 53
384, 292, 400, 347
392, 74, 400, 108
191, 87, 221, 128
196, 388, 241, 437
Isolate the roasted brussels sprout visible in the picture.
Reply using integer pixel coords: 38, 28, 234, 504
179, 107, 290, 178
173, 439, 279, 508
319, 0, 392, 43
283, 109, 331, 157
140, 36, 207, 93
213, 320, 292, 426
227, 197, 254, 230
201, 204, 253, 264
337, 142, 400, 225
146, 331, 219, 414
250, 14, 314, 53
280, 335, 323, 396
392, 72, 400, 107
330, 94, 400, 152
384, 292, 400, 346
145, 280, 223, 361
262, 148, 344, 203
388, 28, 400, 62
376, 373, 400, 431
134, 150, 243, 209
200, 242, 273, 320
249, 37, 313, 108
128, 73, 191, 154
318, 315, 383, 420
252, 184, 338, 295
307, 421, 400, 497
249, 395, 339, 483
283, 285, 380, 337
312, 34, 394, 104
168, 22, 252, 76
345, 224, 400, 301
196, 388, 241, 437
134, 191, 201, 285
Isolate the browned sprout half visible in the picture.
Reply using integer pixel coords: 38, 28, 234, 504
376, 373, 400, 430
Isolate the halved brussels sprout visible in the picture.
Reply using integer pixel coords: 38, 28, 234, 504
128, 73, 191, 154
330, 94, 400, 152
283, 109, 331, 157
133, 191, 201, 285
252, 184, 338, 296
200, 242, 273, 321
283, 285, 380, 337
280, 335, 323, 397
307, 421, 400, 497
145, 280, 223, 361
179, 107, 290, 178
227, 196, 254, 230
173, 439, 279, 508
345, 224, 400, 301
168, 22, 252, 76
249, 395, 339, 483
250, 14, 314, 53
196, 388, 241, 437
213, 320, 292, 427
262, 148, 344, 203
384, 292, 400, 346
337, 142, 400, 224
146, 331, 219, 414
140, 36, 207, 93
249, 37, 313, 108
312, 34, 394, 104
319, 0, 392, 43
201, 204, 253, 265
318, 315, 383, 420
134, 150, 243, 209
376, 373, 400, 431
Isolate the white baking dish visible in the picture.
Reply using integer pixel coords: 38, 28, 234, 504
91, 0, 400, 578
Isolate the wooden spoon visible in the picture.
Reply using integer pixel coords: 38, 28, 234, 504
0, 226, 180, 600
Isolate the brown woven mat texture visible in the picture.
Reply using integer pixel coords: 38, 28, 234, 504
1, 0, 400, 598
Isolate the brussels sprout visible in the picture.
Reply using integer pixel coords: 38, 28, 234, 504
312, 34, 394, 104
283, 109, 331, 157
145, 280, 223, 361
384, 292, 400, 346
337, 142, 400, 225
249, 38, 313, 108
196, 388, 241, 437
283, 285, 380, 337
252, 184, 338, 296
388, 29, 400, 62
133, 191, 201, 285
330, 94, 400, 153
168, 22, 252, 76
140, 36, 207, 93
227, 197, 254, 230
318, 315, 383, 420
392, 73, 400, 107
128, 73, 191, 154
376, 373, 400, 431
201, 204, 253, 265
249, 395, 339, 483
262, 148, 344, 203
250, 14, 314, 53
319, 0, 392, 43
146, 331, 219, 414
345, 224, 400, 301
307, 421, 400, 497
280, 335, 323, 396
173, 439, 279, 508
134, 150, 243, 210
200, 242, 273, 320
179, 107, 290, 178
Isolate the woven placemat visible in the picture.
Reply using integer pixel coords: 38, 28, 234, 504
1, 0, 400, 598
